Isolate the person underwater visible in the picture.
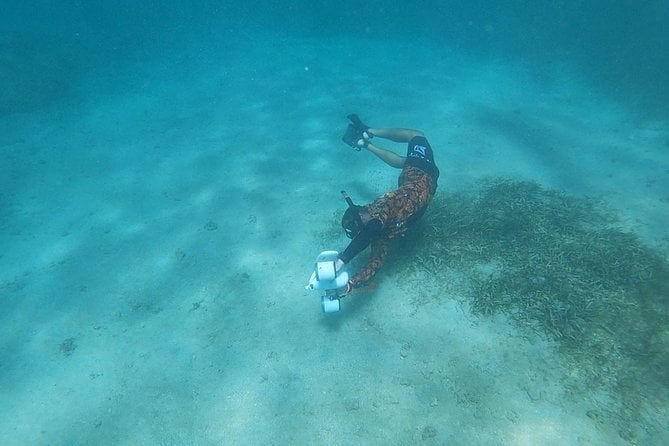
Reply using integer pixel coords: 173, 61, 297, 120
335, 114, 439, 294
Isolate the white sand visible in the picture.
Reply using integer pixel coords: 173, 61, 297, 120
1, 34, 667, 445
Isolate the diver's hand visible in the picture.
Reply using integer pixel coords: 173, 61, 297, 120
341, 280, 353, 295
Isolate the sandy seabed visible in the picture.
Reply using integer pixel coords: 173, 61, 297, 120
1, 35, 667, 445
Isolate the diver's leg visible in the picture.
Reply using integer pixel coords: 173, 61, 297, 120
368, 128, 424, 143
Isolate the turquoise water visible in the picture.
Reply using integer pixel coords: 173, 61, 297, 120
1, 2, 667, 445
3, 1, 668, 117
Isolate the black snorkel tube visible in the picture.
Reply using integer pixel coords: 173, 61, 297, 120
340, 190, 365, 239
341, 190, 355, 207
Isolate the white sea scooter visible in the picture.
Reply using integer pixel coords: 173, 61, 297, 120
306, 250, 349, 313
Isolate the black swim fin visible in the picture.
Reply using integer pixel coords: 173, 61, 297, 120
347, 114, 372, 136
342, 123, 363, 150
343, 114, 373, 150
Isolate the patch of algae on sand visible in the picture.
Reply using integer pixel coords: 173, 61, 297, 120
394, 178, 669, 443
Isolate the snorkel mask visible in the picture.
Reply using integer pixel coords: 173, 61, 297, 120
341, 190, 364, 239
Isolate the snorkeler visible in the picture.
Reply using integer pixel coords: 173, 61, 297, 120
335, 114, 440, 294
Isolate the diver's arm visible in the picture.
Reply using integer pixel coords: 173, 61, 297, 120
365, 142, 405, 168
338, 219, 383, 264
368, 128, 424, 143
348, 238, 390, 289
